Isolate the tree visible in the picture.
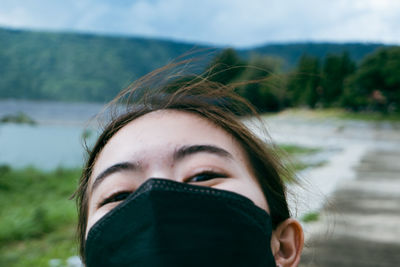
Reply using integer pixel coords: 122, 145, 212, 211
342, 47, 400, 112
287, 55, 321, 108
206, 48, 245, 85
235, 56, 287, 112
321, 52, 356, 107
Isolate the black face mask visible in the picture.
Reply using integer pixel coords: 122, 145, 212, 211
85, 178, 277, 267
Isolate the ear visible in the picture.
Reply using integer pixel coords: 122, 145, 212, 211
271, 218, 304, 267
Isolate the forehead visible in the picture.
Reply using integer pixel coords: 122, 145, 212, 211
91, 110, 248, 180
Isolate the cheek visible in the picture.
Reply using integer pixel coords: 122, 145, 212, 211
213, 178, 269, 213
86, 209, 109, 239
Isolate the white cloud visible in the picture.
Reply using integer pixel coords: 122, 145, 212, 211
0, 0, 399, 47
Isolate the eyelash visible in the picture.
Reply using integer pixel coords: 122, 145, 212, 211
99, 191, 132, 207
186, 171, 227, 183
98, 171, 227, 207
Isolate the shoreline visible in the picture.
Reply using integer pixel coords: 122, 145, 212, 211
300, 149, 400, 266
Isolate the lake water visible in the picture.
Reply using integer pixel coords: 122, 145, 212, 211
0, 99, 106, 124
0, 100, 104, 170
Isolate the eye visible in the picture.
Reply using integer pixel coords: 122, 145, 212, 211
99, 191, 132, 207
186, 171, 227, 183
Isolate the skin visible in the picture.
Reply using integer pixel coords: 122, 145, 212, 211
86, 109, 303, 266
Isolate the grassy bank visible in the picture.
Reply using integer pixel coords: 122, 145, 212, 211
0, 167, 80, 266
267, 108, 400, 122
278, 144, 325, 174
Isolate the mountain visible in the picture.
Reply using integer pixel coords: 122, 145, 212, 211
0, 27, 388, 102
0, 28, 210, 102
242, 42, 384, 70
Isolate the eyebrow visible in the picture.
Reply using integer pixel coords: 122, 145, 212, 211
90, 144, 233, 193
91, 162, 139, 192
173, 144, 233, 161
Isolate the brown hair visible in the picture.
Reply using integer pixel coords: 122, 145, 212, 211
74, 62, 293, 263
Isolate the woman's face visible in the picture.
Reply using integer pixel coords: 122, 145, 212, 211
86, 110, 269, 236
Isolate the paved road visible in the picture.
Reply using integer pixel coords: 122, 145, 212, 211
300, 149, 400, 266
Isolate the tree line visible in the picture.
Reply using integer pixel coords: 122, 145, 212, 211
204, 47, 400, 113
0, 28, 385, 103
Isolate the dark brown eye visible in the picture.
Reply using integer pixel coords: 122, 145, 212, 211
100, 191, 131, 207
187, 172, 227, 183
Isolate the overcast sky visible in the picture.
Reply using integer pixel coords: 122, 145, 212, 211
0, 0, 399, 47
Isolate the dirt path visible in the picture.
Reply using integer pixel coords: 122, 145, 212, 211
300, 149, 400, 266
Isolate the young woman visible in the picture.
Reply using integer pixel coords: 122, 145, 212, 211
74, 66, 304, 266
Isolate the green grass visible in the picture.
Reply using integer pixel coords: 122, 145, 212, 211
278, 144, 325, 172
334, 110, 400, 122
301, 211, 320, 223
279, 144, 321, 155
290, 161, 327, 172
275, 144, 326, 184
274, 108, 400, 122
0, 166, 81, 267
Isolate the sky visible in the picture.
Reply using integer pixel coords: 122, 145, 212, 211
0, 0, 399, 47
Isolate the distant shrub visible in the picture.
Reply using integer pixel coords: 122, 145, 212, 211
0, 112, 36, 125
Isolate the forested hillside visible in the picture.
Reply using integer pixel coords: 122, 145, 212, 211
0, 27, 387, 102
0, 28, 208, 101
